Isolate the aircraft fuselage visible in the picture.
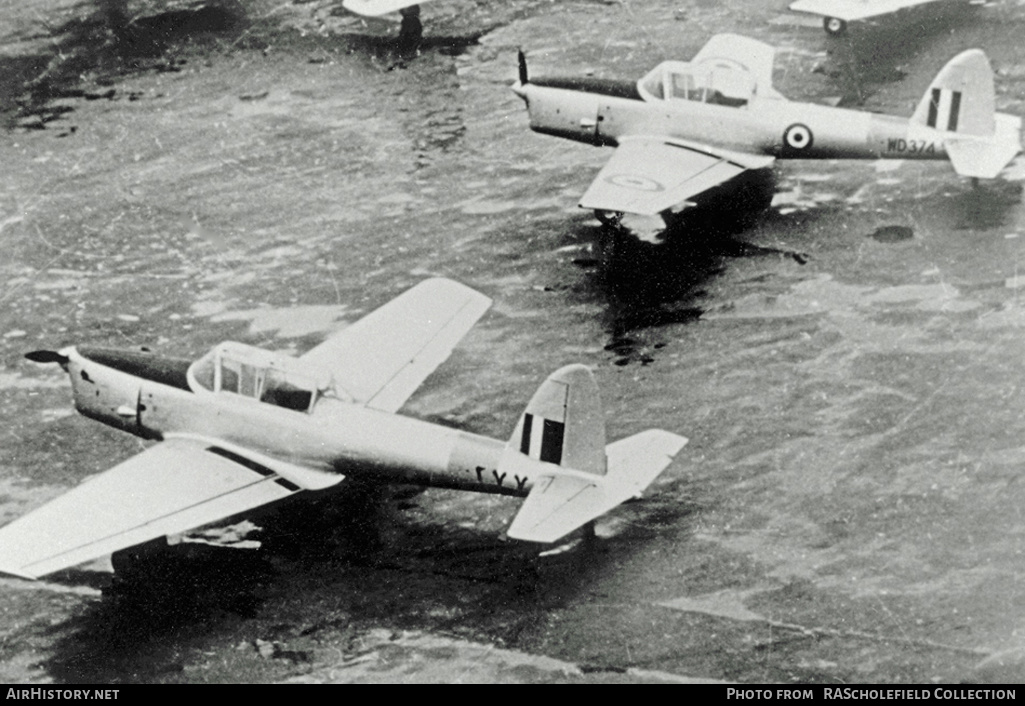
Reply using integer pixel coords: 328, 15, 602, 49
520, 78, 953, 163
65, 346, 541, 499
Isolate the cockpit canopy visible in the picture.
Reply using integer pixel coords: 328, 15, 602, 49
187, 342, 325, 413
637, 59, 756, 107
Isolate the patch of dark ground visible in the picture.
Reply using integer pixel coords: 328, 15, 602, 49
1, 0, 566, 132
3, 1, 249, 130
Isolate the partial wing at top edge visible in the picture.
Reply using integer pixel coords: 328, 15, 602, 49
0, 439, 308, 579
579, 136, 773, 216
300, 278, 491, 414
788, 0, 943, 21
342, 0, 436, 16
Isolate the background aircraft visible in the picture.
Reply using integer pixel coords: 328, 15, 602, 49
342, 0, 434, 17
0, 279, 686, 581
789, 0, 980, 36
341, 0, 429, 52
513, 34, 1021, 225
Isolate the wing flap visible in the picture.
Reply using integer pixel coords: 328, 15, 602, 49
0, 439, 304, 579
300, 279, 491, 414
579, 136, 756, 216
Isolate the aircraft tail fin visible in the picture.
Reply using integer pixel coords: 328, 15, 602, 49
501, 365, 687, 543
506, 364, 606, 476
911, 49, 1022, 178
912, 49, 996, 137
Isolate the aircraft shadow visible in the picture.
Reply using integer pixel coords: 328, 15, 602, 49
940, 180, 1024, 231
38, 475, 697, 682
337, 29, 487, 64
585, 168, 802, 347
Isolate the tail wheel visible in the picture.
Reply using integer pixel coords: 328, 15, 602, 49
824, 17, 847, 36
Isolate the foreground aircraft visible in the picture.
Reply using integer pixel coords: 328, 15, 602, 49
0, 279, 686, 580
513, 34, 1022, 224
788, 0, 978, 36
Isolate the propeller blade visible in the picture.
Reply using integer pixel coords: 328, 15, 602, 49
518, 49, 528, 85
25, 350, 70, 369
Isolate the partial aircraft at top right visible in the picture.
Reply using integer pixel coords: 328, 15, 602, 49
789, 0, 982, 36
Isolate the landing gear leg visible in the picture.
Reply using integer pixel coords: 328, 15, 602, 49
110, 536, 171, 578
824, 17, 847, 36
397, 4, 423, 57
594, 210, 623, 228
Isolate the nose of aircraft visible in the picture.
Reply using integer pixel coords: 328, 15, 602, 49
512, 48, 529, 101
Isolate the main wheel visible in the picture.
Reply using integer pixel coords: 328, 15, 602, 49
824, 17, 847, 36
594, 210, 623, 227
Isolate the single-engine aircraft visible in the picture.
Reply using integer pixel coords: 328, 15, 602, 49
342, 0, 428, 48
342, 0, 433, 17
0, 279, 686, 580
513, 34, 1022, 225
788, 0, 980, 36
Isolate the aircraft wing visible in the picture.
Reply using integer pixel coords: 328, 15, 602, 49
578, 136, 773, 216
300, 278, 491, 414
0, 438, 309, 579
691, 34, 779, 96
788, 0, 942, 21
342, 0, 435, 16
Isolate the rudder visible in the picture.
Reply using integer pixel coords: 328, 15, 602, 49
911, 49, 995, 137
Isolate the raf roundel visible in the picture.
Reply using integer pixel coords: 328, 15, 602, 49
783, 123, 814, 152
606, 174, 665, 192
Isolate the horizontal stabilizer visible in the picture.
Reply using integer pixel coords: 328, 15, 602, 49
507, 429, 687, 543
945, 114, 1023, 179
605, 429, 689, 496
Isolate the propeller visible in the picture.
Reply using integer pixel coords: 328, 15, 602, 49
518, 48, 529, 85
25, 350, 70, 370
